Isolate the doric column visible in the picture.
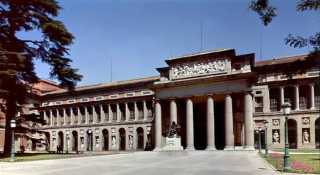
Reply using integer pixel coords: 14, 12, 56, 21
70, 107, 74, 125
108, 104, 112, 122
125, 103, 130, 121
206, 95, 216, 150
77, 107, 81, 125
310, 83, 315, 109
280, 86, 284, 108
50, 110, 53, 126
186, 98, 194, 150
154, 100, 162, 150
63, 108, 67, 126
92, 105, 97, 123
100, 104, 105, 123
170, 99, 177, 124
134, 102, 138, 121
244, 92, 254, 150
43, 111, 47, 126
295, 85, 299, 110
116, 103, 120, 122
85, 106, 89, 124
143, 100, 148, 120
225, 94, 234, 150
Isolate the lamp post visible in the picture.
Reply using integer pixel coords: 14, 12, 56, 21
282, 102, 291, 172
88, 129, 92, 151
66, 130, 69, 154
258, 127, 262, 153
264, 120, 269, 156
10, 119, 16, 162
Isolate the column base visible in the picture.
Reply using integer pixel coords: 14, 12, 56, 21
153, 147, 162, 152
185, 146, 195, 151
224, 146, 235, 151
205, 146, 216, 151
244, 146, 255, 151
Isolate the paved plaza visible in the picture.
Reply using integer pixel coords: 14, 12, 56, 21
0, 151, 278, 175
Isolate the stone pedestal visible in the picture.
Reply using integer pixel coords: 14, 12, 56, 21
162, 137, 183, 151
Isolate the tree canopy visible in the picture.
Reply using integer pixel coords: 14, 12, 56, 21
249, 0, 320, 53
0, 0, 82, 156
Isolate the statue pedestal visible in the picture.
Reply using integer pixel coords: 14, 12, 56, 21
162, 137, 183, 151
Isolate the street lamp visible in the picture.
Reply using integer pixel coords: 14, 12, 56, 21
282, 102, 291, 172
258, 127, 262, 153
66, 130, 70, 154
264, 120, 269, 156
10, 119, 16, 162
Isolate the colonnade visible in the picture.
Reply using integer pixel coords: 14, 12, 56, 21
270, 83, 319, 112
154, 93, 254, 150
43, 100, 152, 127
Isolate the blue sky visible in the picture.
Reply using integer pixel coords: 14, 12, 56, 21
34, 0, 319, 86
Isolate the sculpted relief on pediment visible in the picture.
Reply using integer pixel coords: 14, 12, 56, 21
170, 59, 227, 80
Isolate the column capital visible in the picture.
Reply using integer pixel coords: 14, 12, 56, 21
154, 98, 161, 102
207, 93, 215, 97
168, 97, 177, 101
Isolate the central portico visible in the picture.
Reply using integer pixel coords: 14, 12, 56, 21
153, 49, 256, 151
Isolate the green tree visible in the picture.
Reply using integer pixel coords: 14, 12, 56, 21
249, 0, 320, 53
0, 0, 82, 156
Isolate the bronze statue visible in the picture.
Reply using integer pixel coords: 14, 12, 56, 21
167, 122, 180, 138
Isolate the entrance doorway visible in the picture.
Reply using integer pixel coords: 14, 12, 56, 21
288, 119, 297, 149
194, 101, 207, 150
58, 131, 64, 152
102, 129, 109, 151
137, 127, 144, 150
72, 131, 78, 152
87, 130, 93, 151
119, 128, 126, 150
214, 101, 225, 150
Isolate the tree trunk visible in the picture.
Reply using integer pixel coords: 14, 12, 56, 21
2, 90, 17, 157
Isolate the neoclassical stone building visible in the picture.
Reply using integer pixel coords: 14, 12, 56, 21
38, 49, 320, 152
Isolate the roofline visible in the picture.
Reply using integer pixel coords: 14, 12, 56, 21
42, 76, 159, 96
165, 48, 235, 64
255, 54, 308, 67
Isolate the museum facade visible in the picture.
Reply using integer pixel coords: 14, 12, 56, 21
35, 49, 320, 153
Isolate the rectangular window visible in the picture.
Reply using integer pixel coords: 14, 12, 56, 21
254, 97, 263, 112
299, 96, 307, 110
270, 98, 278, 112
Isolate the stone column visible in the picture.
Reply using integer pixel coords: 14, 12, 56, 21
125, 103, 129, 121
154, 100, 162, 150
244, 92, 254, 150
77, 107, 81, 125
280, 86, 284, 109
100, 104, 105, 123
134, 102, 138, 121
295, 85, 299, 110
310, 83, 315, 109
225, 94, 234, 150
170, 99, 177, 124
85, 106, 89, 124
70, 107, 74, 125
116, 103, 120, 122
186, 98, 194, 150
50, 110, 53, 126
143, 100, 148, 120
92, 105, 97, 123
63, 108, 67, 126
108, 104, 112, 122
43, 111, 47, 126
206, 95, 216, 150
